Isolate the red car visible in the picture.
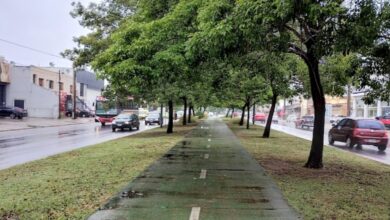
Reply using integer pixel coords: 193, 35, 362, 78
254, 113, 266, 123
376, 115, 390, 129
328, 118, 388, 151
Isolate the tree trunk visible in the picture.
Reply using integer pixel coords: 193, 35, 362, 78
347, 84, 351, 116
192, 107, 195, 116
252, 104, 256, 125
231, 108, 235, 118
182, 97, 187, 126
263, 94, 278, 138
188, 104, 192, 123
239, 104, 246, 126
167, 100, 173, 134
304, 53, 325, 169
226, 108, 230, 118
246, 100, 250, 129
160, 103, 164, 128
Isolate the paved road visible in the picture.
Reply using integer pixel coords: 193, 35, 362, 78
0, 121, 159, 170
257, 121, 390, 165
89, 119, 300, 220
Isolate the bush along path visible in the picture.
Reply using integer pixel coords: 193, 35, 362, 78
89, 119, 300, 219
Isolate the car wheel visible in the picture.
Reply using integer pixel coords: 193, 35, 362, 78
121, 128, 124, 131
145, 122, 148, 126
18, 115, 23, 119
112, 128, 116, 132
137, 126, 139, 130
10, 113, 16, 119
82, 114, 86, 118
328, 134, 334, 145
378, 145, 387, 152
346, 137, 354, 148
129, 126, 133, 131
101, 122, 106, 127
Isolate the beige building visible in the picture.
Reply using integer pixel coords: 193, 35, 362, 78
31, 66, 73, 95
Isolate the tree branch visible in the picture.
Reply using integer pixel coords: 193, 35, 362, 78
288, 42, 309, 62
284, 24, 306, 42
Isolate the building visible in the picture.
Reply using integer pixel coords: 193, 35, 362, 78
75, 69, 104, 111
0, 57, 11, 106
351, 91, 390, 118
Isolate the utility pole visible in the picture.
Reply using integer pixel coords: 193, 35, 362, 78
58, 70, 61, 119
73, 69, 77, 119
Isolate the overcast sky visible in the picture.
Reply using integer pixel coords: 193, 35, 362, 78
0, 0, 100, 67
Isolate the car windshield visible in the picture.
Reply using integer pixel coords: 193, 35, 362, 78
116, 114, 130, 120
148, 114, 159, 118
357, 120, 385, 130
382, 115, 390, 119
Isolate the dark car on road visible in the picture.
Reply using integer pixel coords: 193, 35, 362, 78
66, 109, 93, 118
0, 106, 26, 119
112, 113, 140, 132
145, 113, 161, 125
328, 118, 388, 151
295, 115, 314, 129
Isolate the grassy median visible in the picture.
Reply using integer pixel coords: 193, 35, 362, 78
0, 123, 197, 220
228, 120, 390, 219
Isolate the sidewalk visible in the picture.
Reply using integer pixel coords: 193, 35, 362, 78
0, 117, 93, 132
89, 119, 300, 219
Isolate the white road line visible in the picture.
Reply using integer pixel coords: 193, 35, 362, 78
200, 169, 207, 179
189, 207, 201, 220
204, 154, 209, 159
208, 138, 211, 142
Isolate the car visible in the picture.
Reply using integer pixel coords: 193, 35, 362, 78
270, 115, 279, 124
112, 113, 140, 132
330, 115, 346, 124
254, 113, 266, 123
375, 115, 390, 129
295, 115, 315, 129
328, 118, 388, 151
65, 109, 93, 118
145, 112, 161, 125
0, 106, 26, 119
286, 114, 298, 123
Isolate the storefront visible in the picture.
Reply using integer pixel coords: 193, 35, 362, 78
0, 84, 5, 106
0, 59, 11, 107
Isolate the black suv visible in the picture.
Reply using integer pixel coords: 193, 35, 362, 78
145, 113, 161, 125
0, 106, 26, 119
112, 114, 140, 132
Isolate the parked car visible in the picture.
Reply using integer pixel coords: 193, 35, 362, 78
254, 113, 266, 123
270, 115, 279, 124
112, 113, 140, 132
329, 118, 388, 151
145, 112, 161, 125
295, 115, 315, 129
0, 106, 26, 119
375, 115, 390, 129
65, 109, 93, 118
330, 115, 346, 124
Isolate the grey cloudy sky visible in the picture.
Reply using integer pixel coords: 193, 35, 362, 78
0, 0, 99, 67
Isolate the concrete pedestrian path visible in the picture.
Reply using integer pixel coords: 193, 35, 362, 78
89, 119, 300, 220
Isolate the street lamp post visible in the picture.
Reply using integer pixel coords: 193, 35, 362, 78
58, 70, 61, 119
73, 69, 77, 119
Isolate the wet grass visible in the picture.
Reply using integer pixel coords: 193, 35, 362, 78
228, 120, 390, 219
0, 123, 197, 219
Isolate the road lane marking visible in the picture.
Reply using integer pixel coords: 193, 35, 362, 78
200, 169, 207, 179
208, 138, 211, 142
204, 154, 209, 159
189, 207, 201, 220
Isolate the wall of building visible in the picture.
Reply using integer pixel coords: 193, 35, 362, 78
6, 66, 60, 118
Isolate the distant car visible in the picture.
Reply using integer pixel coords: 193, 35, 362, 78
112, 113, 140, 132
328, 118, 388, 151
270, 115, 279, 124
376, 115, 390, 129
330, 115, 346, 124
145, 113, 161, 125
65, 109, 93, 118
254, 113, 266, 123
0, 106, 26, 119
295, 115, 315, 129
286, 115, 298, 123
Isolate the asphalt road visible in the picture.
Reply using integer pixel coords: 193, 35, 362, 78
257, 121, 390, 165
0, 121, 160, 170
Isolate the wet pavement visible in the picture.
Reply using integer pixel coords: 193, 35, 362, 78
0, 121, 158, 170
88, 119, 300, 220
257, 122, 390, 166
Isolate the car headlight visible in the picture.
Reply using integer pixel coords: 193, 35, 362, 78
112, 120, 116, 124
125, 121, 130, 124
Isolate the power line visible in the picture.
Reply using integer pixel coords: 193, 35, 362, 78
0, 37, 68, 60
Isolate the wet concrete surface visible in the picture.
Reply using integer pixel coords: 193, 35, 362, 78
88, 119, 300, 219
257, 121, 390, 166
0, 121, 158, 170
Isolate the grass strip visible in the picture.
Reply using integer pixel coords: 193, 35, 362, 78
228, 120, 390, 219
0, 123, 197, 219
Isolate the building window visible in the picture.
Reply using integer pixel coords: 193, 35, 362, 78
39, 78, 44, 87
59, 82, 64, 91
33, 74, 36, 84
70, 85, 73, 94
80, 83, 84, 97
49, 80, 54, 89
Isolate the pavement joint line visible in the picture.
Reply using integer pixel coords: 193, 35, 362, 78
204, 154, 209, 159
189, 207, 201, 220
200, 169, 207, 179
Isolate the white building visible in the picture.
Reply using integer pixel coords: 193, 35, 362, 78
351, 91, 390, 118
